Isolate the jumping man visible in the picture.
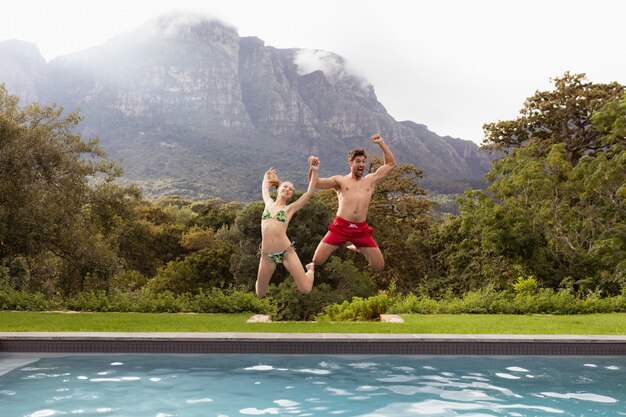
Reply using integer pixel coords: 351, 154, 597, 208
309, 134, 396, 270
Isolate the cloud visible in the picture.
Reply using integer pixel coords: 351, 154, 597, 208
294, 49, 369, 90
111, 12, 238, 44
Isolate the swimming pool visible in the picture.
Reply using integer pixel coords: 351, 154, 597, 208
1, 354, 624, 416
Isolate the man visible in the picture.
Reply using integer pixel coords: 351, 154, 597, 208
309, 134, 396, 270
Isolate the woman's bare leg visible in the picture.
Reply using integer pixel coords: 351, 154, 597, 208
256, 256, 277, 298
282, 249, 314, 294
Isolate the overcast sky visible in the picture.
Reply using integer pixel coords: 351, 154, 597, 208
2, 0, 625, 144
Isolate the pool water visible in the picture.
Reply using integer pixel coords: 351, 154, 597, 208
0, 354, 624, 416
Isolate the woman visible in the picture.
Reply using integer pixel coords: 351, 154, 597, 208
256, 157, 319, 297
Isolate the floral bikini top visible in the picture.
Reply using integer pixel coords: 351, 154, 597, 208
262, 207, 287, 223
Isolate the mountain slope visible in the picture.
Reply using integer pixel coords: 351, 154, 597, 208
0, 15, 492, 201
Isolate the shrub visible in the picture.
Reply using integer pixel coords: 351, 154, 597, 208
326, 257, 376, 298
386, 286, 626, 316
3, 281, 626, 318
134, 290, 184, 313
110, 270, 148, 292
147, 247, 235, 294
190, 287, 274, 314
65, 291, 112, 312
319, 292, 391, 321
0, 288, 52, 311
388, 293, 439, 314
269, 280, 343, 321
513, 275, 538, 295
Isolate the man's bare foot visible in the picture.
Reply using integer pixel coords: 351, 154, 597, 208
346, 244, 360, 253
306, 262, 315, 272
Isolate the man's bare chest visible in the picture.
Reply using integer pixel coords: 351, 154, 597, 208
338, 179, 373, 197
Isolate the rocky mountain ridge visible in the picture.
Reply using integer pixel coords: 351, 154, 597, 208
0, 14, 492, 201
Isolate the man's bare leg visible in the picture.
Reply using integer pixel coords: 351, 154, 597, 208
312, 241, 339, 265
350, 246, 385, 271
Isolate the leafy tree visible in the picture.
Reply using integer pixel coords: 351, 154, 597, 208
226, 201, 264, 289
483, 72, 623, 163
146, 244, 235, 294
365, 157, 433, 292
0, 85, 138, 294
191, 198, 242, 230
592, 92, 626, 147
180, 226, 219, 251
113, 211, 186, 278
425, 209, 522, 295
439, 78, 626, 294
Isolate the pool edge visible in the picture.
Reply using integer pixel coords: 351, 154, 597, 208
2, 333, 626, 355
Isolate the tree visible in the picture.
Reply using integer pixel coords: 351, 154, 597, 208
483, 72, 623, 163
441, 83, 626, 294
191, 198, 242, 230
0, 85, 139, 294
146, 245, 235, 294
365, 157, 433, 292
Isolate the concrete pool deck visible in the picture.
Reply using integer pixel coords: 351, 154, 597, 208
1, 332, 626, 355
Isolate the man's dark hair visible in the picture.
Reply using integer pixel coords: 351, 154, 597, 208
348, 147, 367, 161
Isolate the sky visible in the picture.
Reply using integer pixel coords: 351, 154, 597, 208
2, 0, 626, 144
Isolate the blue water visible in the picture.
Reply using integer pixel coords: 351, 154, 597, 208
0, 354, 625, 416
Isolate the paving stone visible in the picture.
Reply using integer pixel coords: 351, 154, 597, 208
380, 314, 404, 323
247, 314, 272, 323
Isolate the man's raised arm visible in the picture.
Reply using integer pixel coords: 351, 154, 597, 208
371, 134, 396, 181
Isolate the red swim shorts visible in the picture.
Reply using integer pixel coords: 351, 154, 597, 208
321, 216, 378, 248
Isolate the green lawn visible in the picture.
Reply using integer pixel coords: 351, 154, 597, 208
1, 311, 626, 334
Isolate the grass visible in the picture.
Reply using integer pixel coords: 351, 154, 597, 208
1, 312, 626, 334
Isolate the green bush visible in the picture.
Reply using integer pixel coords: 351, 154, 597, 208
146, 247, 235, 295
443, 289, 491, 314
110, 270, 148, 292
320, 292, 392, 321
0, 286, 272, 314
517, 288, 573, 314
265, 256, 376, 321
269, 280, 343, 321
388, 286, 626, 316
326, 257, 376, 298
388, 293, 439, 314
0, 288, 53, 311
513, 275, 538, 295
190, 287, 274, 314
2, 281, 626, 319
133, 290, 185, 313
65, 291, 112, 312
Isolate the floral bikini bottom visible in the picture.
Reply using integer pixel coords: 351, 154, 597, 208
262, 241, 295, 264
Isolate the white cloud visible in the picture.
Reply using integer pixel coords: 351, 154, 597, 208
294, 49, 369, 90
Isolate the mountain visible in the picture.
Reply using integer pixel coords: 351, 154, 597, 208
0, 14, 493, 201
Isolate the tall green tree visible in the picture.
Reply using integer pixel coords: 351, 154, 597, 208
0, 85, 139, 293
365, 157, 433, 292
440, 77, 626, 294
483, 72, 623, 163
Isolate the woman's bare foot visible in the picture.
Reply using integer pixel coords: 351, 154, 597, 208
346, 244, 360, 254
303, 263, 315, 293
